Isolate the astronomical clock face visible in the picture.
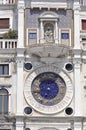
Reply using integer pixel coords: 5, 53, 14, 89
24, 65, 73, 114
31, 72, 66, 106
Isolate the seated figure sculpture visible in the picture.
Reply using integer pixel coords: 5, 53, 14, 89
44, 26, 54, 43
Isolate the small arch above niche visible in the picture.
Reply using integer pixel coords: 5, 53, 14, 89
39, 11, 59, 19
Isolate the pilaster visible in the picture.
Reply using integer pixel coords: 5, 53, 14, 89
73, 56, 82, 116
3, 0, 7, 4
16, 49, 25, 115
74, 122, 83, 130
74, 8, 80, 49
18, 0, 25, 48
16, 118, 24, 130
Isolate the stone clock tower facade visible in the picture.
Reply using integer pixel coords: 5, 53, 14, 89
0, 0, 86, 130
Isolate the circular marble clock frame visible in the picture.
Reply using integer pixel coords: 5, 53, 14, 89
24, 65, 73, 114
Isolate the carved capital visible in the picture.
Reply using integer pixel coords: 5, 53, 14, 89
16, 57, 24, 68
73, 58, 82, 69
18, 1, 25, 12
73, 59, 81, 64
74, 7, 81, 13
73, 58, 82, 65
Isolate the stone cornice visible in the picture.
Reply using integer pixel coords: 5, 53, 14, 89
23, 116, 85, 123
31, 2, 67, 9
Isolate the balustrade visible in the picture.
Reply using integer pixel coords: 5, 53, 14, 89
0, 0, 16, 4
0, 39, 17, 49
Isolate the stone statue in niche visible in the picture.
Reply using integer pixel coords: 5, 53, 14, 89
44, 23, 54, 43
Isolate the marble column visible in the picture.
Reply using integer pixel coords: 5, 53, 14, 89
55, 20, 58, 44
40, 20, 44, 44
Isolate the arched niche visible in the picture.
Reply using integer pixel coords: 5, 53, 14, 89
38, 11, 59, 44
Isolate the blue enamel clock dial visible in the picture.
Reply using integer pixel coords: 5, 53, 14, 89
39, 79, 59, 99
31, 72, 66, 106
